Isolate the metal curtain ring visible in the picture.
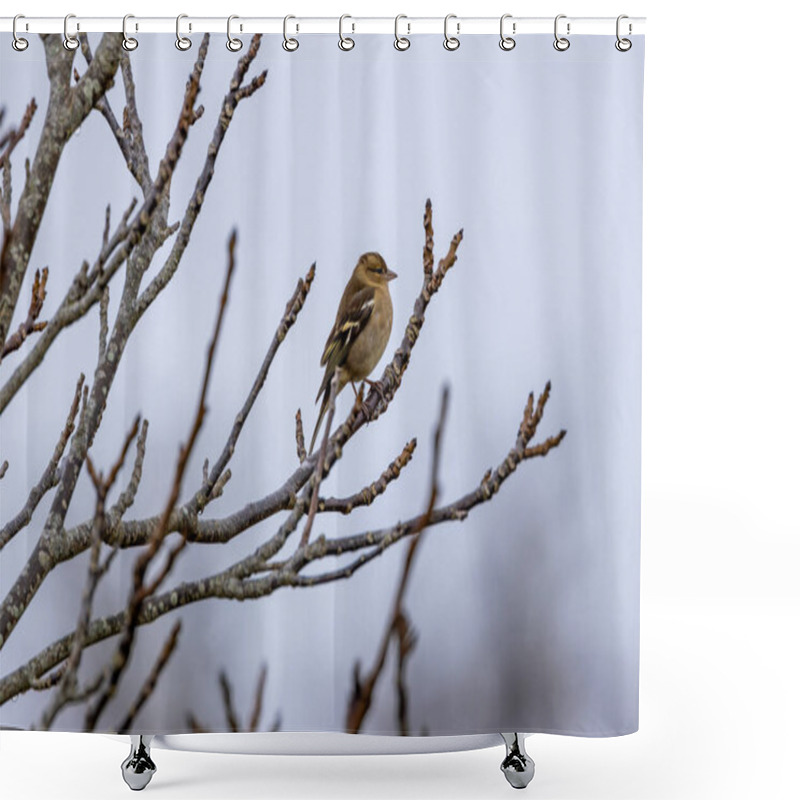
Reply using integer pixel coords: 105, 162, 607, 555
443, 14, 460, 51
12, 14, 29, 51
175, 14, 192, 51
339, 14, 355, 51
63, 14, 79, 51
394, 14, 410, 51
553, 14, 570, 51
615, 14, 632, 51
227, 15, 243, 51
499, 14, 516, 51
283, 15, 299, 51
122, 14, 138, 51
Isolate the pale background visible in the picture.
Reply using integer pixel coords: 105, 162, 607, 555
1, 0, 799, 798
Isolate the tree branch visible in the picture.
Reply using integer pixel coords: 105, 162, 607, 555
83, 229, 237, 731
346, 386, 448, 733
0, 34, 122, 351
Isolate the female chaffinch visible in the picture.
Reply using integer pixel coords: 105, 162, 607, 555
309, 252, 397, 453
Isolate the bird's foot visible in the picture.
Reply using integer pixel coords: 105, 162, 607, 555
353, 382, 366, 413
363, 378, 388, 414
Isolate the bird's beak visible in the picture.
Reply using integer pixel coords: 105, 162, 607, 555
386, 269, 398, 281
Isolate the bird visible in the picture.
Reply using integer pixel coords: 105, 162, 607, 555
308, 252, 397, 454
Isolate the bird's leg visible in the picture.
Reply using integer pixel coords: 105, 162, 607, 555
351, 381, 365, 412
363, 378, 388, 412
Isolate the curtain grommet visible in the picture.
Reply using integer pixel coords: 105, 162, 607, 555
338, 14, 355, 51
394, 15, 410, 51
443, 14, 460, 51
122, 14, 139, 51
283, 15, 299, 52
499, 14, 516, 51
226, 15, 243, 52
63, 13, 79, 51
175, 14, 192, 51
553, 14, 570, 51
615, 15, 632, 51
12, 14, 29, 51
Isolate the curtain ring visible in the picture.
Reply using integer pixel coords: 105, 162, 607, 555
553, 14, 570, 51
175, 14, 192, 51
339, 14, 355, 51
63, 13, 79, 51
394, 14, 410, 51
615, 14, 632, 51
12, 15, 29, 51
443, 14, 460, 51
227, 15, 243, 52
122, 14, 139, 51
499, 14, 516, 51
283, 15, 299, 51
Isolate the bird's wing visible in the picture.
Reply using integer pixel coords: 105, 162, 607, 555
316, 285, 375, 401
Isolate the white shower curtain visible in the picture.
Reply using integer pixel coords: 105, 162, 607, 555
0, 30, 643, 737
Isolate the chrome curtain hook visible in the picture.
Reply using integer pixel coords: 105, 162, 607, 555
175, 14, 192, 51
553, 14, 570, 51
63, 13, 79, 51
499, 14, 516, 51
283, 15, 299, 51
122, 14, 139, 51
12, 14, 29, 51
394, 14, 410, 51
339, 14, 355, 51
443, 14, 460, 51
227, 15, 243, 52
615, 14, 632, 51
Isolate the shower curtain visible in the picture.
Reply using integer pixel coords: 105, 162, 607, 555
0, 30, 644, 738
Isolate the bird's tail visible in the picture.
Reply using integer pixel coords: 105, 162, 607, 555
308, 383, 331, 456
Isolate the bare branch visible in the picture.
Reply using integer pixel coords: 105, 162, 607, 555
191, 260, 315, 514
318, 438, 417, 515
295, 409, 307, 463
0, 98, 37, 170
345, 387, 449, 733
0, 373, 84, 550
219, 671, 240, 732
36, 414, 140, 730
116, 620, 182, 731
0, 35, 123, 351
0, 197, 136, 413
83, 230, 237, 731
248, 665, 268, 732
1, 267, 49, 361
298, 372, 338, 550
0, 461, 7, 481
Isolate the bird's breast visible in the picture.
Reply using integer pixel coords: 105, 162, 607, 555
345, 299, 393, 380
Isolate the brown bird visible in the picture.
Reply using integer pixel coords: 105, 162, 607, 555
309, 252, 397, 453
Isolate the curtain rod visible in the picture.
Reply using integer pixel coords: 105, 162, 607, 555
0, 16, 646, 36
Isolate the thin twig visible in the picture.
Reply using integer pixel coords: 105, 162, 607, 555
345, 387, 449, 733
116, 620, 181, 732
83, 230, 238, 731
298, 372, 338, 550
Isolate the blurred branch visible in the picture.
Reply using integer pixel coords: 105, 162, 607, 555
37, 415, 140, 730
186, 663, 280, 734
116, 621, 182, 732
83, 229, 237, 731
346, 387, 448, 733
